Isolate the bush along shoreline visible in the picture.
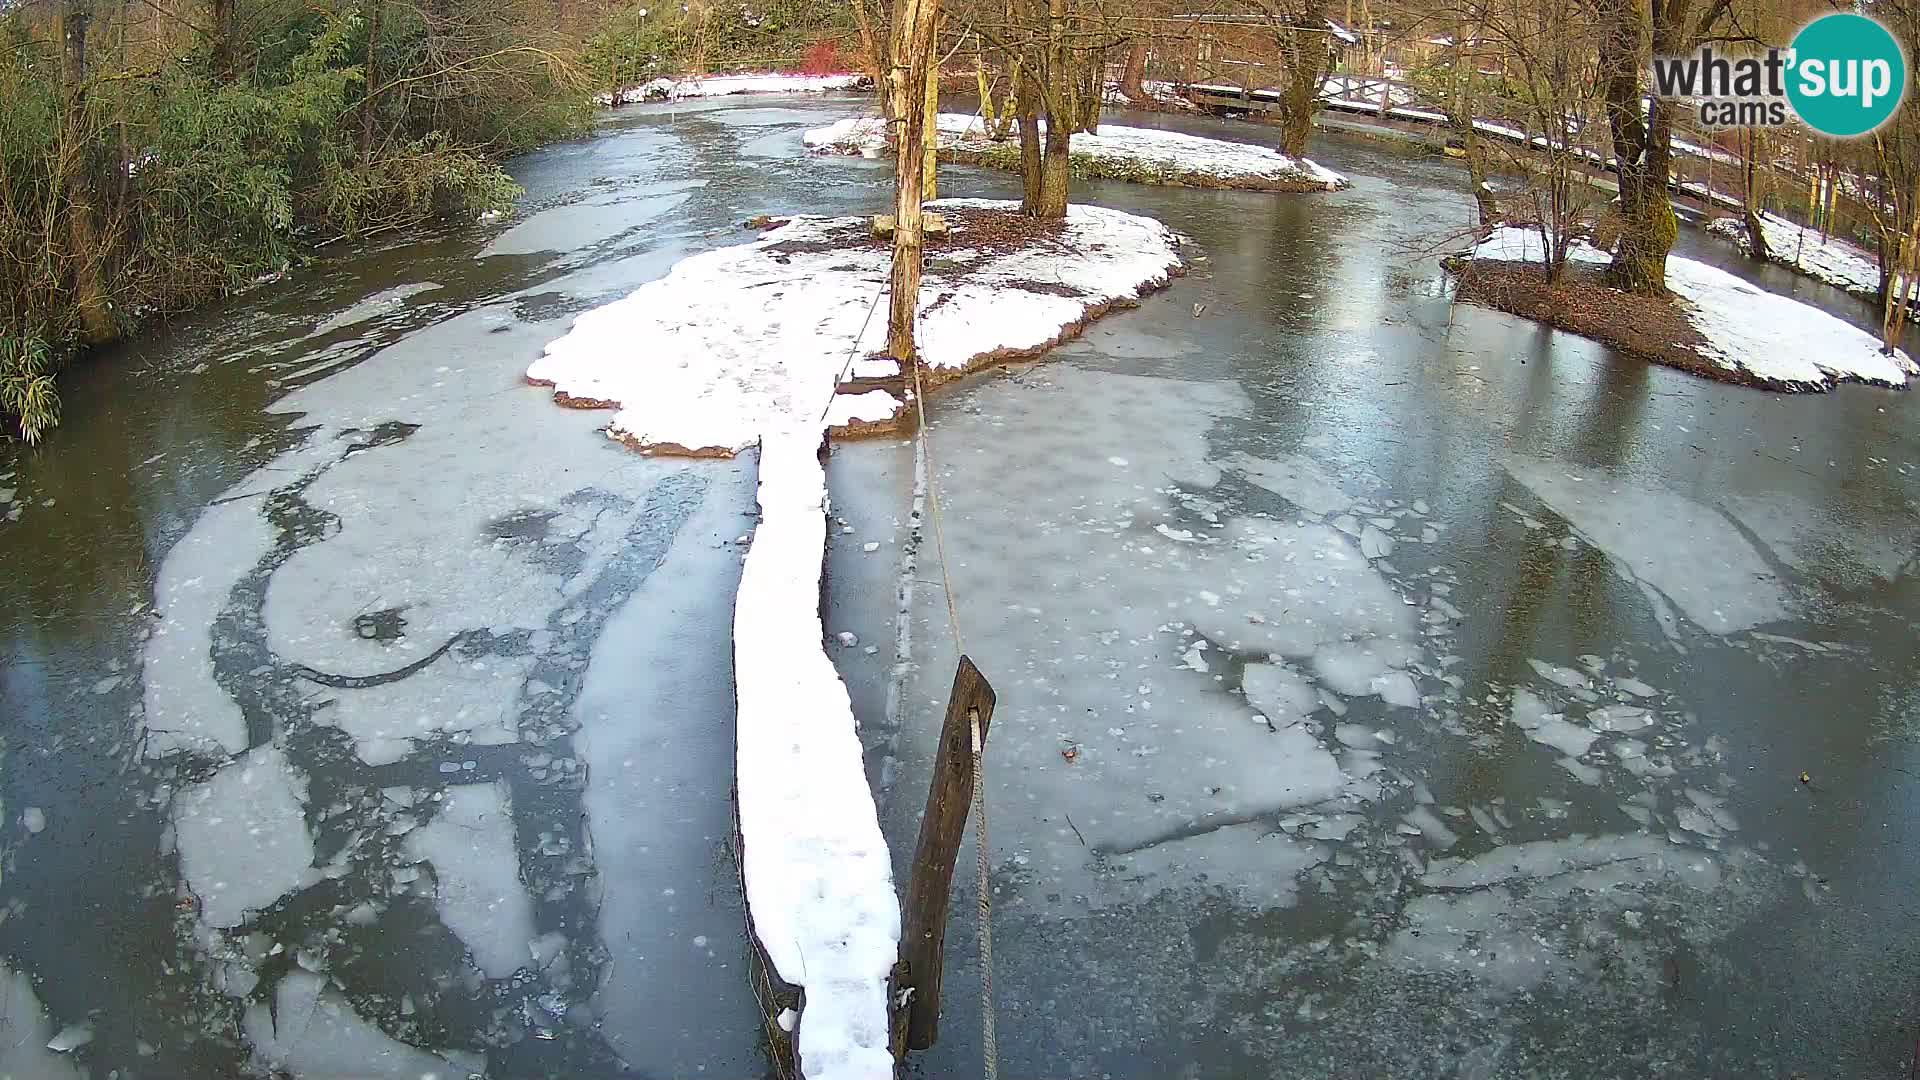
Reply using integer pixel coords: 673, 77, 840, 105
1, 0, 872, 445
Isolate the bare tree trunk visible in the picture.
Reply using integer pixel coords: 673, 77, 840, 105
1018, 111, 1043, 212
885, 0, 939, 361
1741, 128, 1771, 262
922, 50, 940, 200
1358, 0, 1374, 72
1276, 0, 1330, 159
209, 0, 234, 78
1119, 38, 1148, 100
1036, 120, 1071, 218
853, 0, 892, 120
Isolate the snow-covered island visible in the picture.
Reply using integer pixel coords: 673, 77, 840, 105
529, 199, 1185, 452
804, 113, 1349, 192
527, 198, 1182, 1080
597, 71, 871, 106
1456, 226, 1916, 392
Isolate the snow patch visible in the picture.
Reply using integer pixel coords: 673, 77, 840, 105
734, 432, 898, 1080
530, 200, 1182, 454
601, 72, 870, 105
805, 113, 1348, 190
1470, 226, 1915, 390
1706, 212, 1916, 315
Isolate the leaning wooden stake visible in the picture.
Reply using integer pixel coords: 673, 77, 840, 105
897, 654, 995, 1052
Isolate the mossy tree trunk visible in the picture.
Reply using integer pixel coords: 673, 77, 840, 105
1445, 29, 1497, 225
1595, 0, 1670, 294
1017, 105, 1043, 211
1272, 0, 1330, 159
1035, 120, 1071, 218
1597, 0, 1729, 295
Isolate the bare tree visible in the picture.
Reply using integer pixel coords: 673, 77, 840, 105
1867, 0, 1920, 353
1739, 127, 1770, 262
960, 0, 1116, 217
1242, 0, 1336, 157
885, 0, 939, 360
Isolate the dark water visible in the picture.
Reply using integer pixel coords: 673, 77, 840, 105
0, 96, 1914, 1079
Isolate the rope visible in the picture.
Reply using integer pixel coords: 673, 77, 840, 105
909, 340, 994, 1080
816, 282, 889, 427
970, 708, 996, 1080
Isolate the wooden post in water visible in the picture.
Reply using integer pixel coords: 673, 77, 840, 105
897, 655, 995, 1052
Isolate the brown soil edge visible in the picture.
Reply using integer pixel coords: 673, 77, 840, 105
523, 385, 744, 456
826, 257, 1191, 440
1447, 257, 1857, 394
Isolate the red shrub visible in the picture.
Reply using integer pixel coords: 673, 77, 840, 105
799, 39, 841, 76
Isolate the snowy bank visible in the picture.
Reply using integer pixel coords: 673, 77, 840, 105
803, 112, 1348, 192
1705, 212, 1918, 316
1465, 226, 1915, 391
598, 72, 870, 106
1103, 78, 1198, 111
530, 198, 1182, 1078
529, 199, 1185, 453
735, 431, 898, 1080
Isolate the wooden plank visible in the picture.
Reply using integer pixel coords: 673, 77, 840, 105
897, 654, 996, 1052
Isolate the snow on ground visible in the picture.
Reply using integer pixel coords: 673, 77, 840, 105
599, 72, 870, 106
1705, 212, 1919, 313
529, 199, 1184, 453
1103, 79, 1197, 110
530, 199, 1179, 1079
734, 431, 897, 1080
1471, 225, 1917, 390
803, 113, 1348, 191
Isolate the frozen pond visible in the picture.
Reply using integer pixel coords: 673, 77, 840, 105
851, 117, 1920, 1079
0, 95, 1916, 1079
0, 95, 890, 1078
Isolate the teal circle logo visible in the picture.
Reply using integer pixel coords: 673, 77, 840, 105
1786, 13, 1907, 137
